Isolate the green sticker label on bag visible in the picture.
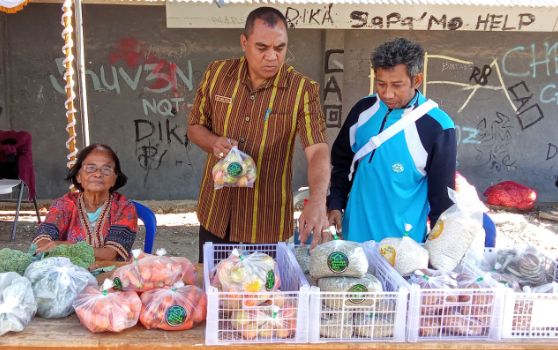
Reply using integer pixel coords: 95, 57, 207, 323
348, 283, 368, 304
227, 162, 243, 177
265, 270, 275, 291
327, 251, 349, 273
113, 277, 123, 291
166, 305, 187, 326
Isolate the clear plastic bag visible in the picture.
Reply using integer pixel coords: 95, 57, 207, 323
212, 146, 257, 189
492, 247, 550, 288
111, 249, 197, 292
73, 279, 142, 333
309, 240, 368, 279
211, 249, 280, 307
0, 272, 37, 336
424, 188, 486, 272
230, 306, 297, 340
378, 235, 428, 276
24, 257, 96, 318
318, 273, 383, 309
139, 282, 207, 330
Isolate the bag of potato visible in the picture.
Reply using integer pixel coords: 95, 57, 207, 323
212, 146, 257, 189
378, 226, 429, 277
408, 269, 458, 315
424, 188, 485, 272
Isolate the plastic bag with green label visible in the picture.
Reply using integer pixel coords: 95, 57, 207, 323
211, 249, 281, 307
139, 282, 207, 330
309, 240, 368, 279
212, 146, 257, 189
73, 279, 141, 333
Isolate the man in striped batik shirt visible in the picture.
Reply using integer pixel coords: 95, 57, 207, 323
188, 7, 331, 262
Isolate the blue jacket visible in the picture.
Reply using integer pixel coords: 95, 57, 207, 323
328, 91, 456, 242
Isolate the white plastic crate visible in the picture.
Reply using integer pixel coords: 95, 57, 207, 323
407, 259, 505, 342
203, 242, 310, 345
303, 241, 408, 343
480, 248, 558, 339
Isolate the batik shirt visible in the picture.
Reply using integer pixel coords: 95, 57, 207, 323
188, 57, 327, 243
33, 192, 138, 260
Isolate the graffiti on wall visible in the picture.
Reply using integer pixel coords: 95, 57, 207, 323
323, 49, 344, 128
420, 41, 557, 179
49, 37, 195, 182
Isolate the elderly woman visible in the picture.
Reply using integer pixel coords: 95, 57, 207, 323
33, 144, 137, 261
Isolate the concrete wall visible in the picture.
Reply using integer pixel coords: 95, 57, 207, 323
1, 4, 558, 201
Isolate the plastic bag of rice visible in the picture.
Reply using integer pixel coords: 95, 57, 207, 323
424, 188, 485, 272
318, 273, 383, 309
310, 240, 368, 279
320, 315, 353, 339
378, 230, 428, 276
294, 246, 311, 274
353, 313, 394, 338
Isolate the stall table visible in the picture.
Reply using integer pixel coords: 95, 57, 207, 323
0, 315, 554, 350
2, 265, 555, 349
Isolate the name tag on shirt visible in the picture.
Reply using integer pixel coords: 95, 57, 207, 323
215, 95, 232, 104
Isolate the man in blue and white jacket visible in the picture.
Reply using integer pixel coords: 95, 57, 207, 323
327, 38, 457, 243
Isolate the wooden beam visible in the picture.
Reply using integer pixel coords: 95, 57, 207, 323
30, 0, 164, 6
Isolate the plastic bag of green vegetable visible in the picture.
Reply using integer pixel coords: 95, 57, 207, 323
44, 242, 95, 269
0, 272, 37, 336
24, 257, 96, 318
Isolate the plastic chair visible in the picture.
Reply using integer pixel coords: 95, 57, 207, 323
132, 200, 157, 254
0, 179, 41, 241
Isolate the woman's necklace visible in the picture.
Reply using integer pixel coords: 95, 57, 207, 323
78, 193, 112, 248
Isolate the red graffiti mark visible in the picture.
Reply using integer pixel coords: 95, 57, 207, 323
108, 37, 179, 92
108, 37, 143, 67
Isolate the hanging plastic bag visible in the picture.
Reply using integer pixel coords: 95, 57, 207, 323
24, 257, 96, 318
111, 249, 196, 292
139, 282, 207, 330
0, 272, 37, 336
73, 279, 142, 333
212, 146, 257, 189
424, 188, 486, 272
484, 180, 537, 211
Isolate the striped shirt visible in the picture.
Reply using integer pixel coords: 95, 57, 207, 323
188, 57, 327, 243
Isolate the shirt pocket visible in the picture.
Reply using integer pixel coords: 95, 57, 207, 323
264, 111, 295, 149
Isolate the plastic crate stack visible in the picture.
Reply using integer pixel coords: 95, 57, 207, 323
305, 241, 409, 343
203, 243, 310, 345
481, 248, 558, 339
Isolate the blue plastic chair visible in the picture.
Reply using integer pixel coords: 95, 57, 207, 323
132, 200, 157, 254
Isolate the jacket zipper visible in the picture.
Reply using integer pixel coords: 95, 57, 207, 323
368, 109, 391, 163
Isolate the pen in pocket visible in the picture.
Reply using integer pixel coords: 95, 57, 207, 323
264, 108, 271, 121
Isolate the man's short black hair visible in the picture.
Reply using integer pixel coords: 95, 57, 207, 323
244, 7, 288, 37
371, 38, 424, 78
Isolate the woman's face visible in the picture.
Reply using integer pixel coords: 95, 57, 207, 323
76, 149, 117, 195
